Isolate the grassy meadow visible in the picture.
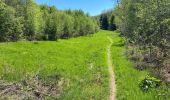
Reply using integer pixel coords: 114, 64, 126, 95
0, 30, 113, 99
0, 30, 170, 100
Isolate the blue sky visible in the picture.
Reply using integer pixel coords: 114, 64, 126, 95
35, 0, 117, 16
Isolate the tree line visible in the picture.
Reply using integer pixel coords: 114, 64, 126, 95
114, 0, 170, 81
0, 0, 99, 42
94, 10, 117, 31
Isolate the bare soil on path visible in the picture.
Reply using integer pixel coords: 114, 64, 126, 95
107, 37, 116, 100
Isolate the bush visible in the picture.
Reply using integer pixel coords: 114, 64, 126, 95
139, 75, 161, 91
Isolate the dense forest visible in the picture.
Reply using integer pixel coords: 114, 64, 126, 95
114, 0, 170, 82
95, 10, 117, 31
0, 0, 99, 42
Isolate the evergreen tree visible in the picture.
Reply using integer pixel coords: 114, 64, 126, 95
109, 15, 116, 31
100, 14, 109, 30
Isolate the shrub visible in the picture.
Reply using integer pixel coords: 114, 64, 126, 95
139, 75, 161, 91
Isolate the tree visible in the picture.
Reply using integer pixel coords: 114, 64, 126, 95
114, 0, 170, 80
100, 14, 109, 30
97, 10, 116, 31
62, 13, 74, 38
109, 15, 116, 31
24, 0, 43, 40
0, 0, 99, 42
0, 1, 23, 41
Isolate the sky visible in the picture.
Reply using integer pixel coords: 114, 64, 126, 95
35, 0, 117, 16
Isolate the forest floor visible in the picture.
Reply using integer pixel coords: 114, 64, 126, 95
0, 30, 170, 100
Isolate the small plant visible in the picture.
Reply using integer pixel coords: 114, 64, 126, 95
33, 41, 39, 44
139, 75, 161, 91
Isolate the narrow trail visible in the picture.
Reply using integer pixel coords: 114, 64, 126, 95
107, 37, 116, 100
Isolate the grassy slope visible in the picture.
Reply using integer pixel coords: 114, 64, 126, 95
0, 30, 113, 100
111, 32, 170, 100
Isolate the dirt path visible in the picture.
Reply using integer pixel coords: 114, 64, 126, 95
107, 37, 116, 100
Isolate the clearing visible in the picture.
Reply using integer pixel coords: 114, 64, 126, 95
0, 30, 170, 100
0, 30, 112, 99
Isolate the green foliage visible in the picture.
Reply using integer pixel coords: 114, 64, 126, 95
109, 15, 116, 31
139, 75, 161, 91
0, 1, 23, 41
24, 0, 44, 40
111, 32, 170, 100
115, 0, 170, 81
0, 0, 99, 42
44, 6, 59, 40
100, 14, 109, 30
61, 13, 74, 38
95, 10, 117, 31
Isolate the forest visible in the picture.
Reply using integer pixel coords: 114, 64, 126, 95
0, 0, 170, 100
0, 0, 99, 41
114, 0, 170, 82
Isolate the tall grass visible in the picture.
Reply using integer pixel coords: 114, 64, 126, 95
1, 30, 169, 99
0, 30, 113, 99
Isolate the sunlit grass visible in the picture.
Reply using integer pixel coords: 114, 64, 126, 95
1, 30, 169, 99
0, 30, 113, 99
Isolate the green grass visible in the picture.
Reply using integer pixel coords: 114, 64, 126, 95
0, 30, 170, 100
0, 30, 113, 100
111, 32, 170, 100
